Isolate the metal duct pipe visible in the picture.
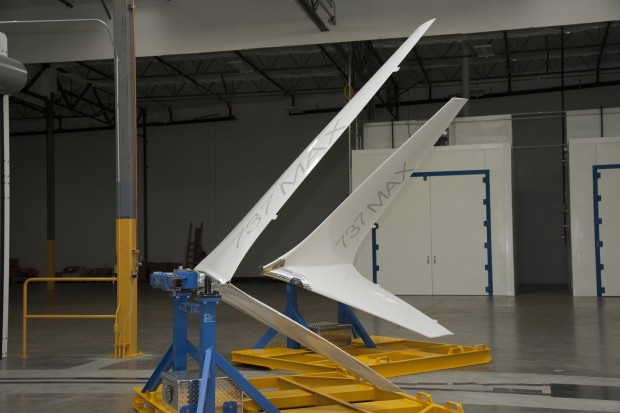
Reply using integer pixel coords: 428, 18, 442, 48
0, 55, 27, 95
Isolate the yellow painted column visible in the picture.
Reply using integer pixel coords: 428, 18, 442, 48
114, 218, 141, 358
113, 0, 141, 358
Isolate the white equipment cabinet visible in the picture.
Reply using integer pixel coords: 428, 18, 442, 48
428, 173, 488, 294
597, 167, 620, 295
376, 172, 488, 295
569, 136, 620, 296
353, 144, 514, 296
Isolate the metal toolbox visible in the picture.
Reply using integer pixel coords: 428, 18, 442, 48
308, 322, 353, 347
161, 368, 243, 413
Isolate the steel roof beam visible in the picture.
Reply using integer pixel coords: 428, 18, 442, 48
100, 0, 112, 20
413, 49, 432, 99
503, 31, 512, 92
233, 51, 290, 94
154, 56, 231, 104
294, 0, 329, 32
317, 45, 347, 82
596, 22, 612, 82
22, 64, 50, 93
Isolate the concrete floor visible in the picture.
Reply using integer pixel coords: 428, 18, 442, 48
1, 280, 619, 412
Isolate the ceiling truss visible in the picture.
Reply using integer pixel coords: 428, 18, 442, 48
10, 20, 620, 127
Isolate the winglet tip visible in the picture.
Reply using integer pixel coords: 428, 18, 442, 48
422, 18, 436, 29
429, 327, 453, 338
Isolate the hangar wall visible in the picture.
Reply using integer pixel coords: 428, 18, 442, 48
8, 85, 620, 279
568, 107, 620, 296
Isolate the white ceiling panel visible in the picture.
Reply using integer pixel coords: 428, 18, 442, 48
1, 0, 620, 63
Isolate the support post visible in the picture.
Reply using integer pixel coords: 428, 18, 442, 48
337, 303, 376, 348
141, 110, 148, 273
196, 296, 219, 413
461, 41, 470, 117
371, 223, 379, 284
253, 284, 308, 349
1, 32, 12, 359
172, 293, 191, 371
113, 0, 140, 358
197, 297, 218, 368
1, 94, 8, 359
46, 99, 55, 292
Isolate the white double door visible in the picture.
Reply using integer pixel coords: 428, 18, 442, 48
598, 168, 620, 296
376, 173, 489, 295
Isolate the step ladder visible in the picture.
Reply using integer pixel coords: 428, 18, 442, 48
185, 222, 204, 268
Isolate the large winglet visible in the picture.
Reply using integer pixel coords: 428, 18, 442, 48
263, 98, 467, 338
196, 20, 435, 283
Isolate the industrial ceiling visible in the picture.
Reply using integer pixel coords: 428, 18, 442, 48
2, 1, 620, 130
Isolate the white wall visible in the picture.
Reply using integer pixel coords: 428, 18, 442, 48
10, 94, 349, 277
2, 1, 620, 63
363, 114, 511, 148
567, 108, 620, 140
8, 85, 620, 279
353, 143, 515, 296
11, 130, 117, 275
388, 85, 620, 124
569, 137, 620, 296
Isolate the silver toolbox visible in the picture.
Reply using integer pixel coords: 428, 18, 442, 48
161, 368, 243, 413
308, 322, 353, 347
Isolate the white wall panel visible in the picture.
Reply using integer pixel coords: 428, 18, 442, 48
353, 143, 514, 296
598, 168, 620, 295
569, 137, 620, 296
375, 176, 432, 294
452, 115, 512, 145
364, 114, 511, 149
430, 174, 488, 295
567, 108, 620, 140
567, 109, 602, 140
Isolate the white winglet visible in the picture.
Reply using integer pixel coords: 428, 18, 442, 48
218, 283, 402, 393
263, 98, 467, 338
195, 19, 435, 283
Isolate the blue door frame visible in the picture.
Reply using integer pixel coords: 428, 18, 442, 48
592, 163, 620, 296
372, 169, 493, 296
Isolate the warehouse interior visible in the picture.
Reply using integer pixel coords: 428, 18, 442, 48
1, 1, 620, 412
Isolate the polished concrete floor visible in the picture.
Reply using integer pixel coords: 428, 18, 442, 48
1, 281, 619, 412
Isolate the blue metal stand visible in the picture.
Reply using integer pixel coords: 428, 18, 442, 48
253, 284, 376, 349
337, 303, 376, 348
253, 284, 308, 349
142, 291, 279, 413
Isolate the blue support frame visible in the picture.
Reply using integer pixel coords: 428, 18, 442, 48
254, 283, 376, 349
253, 284, 309, 349
142, 290, 280, 413
592, 164, 620, 296
337, 303, 376, 348
384, 169, 495, 295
